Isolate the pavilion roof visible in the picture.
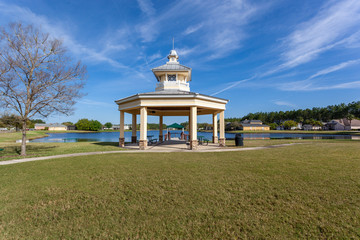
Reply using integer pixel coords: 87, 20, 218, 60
115, 90, 229, 104
152, 62, 191, 71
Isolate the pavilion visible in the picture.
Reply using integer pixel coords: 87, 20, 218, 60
115, 49, 229, 150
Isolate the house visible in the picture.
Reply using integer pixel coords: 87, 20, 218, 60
303, 124, 322, 131
240, 120, 270, 131
67, 125, 76, 131
325, 118, 360, 130
34, 123, 46, 130
276, 126, 284, 130
35, 123, 68, 131
112, 124, 130, 130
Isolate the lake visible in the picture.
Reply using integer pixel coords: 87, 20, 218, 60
29, 130, 357, 143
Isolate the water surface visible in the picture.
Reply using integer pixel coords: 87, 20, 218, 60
30, 130, 356, 143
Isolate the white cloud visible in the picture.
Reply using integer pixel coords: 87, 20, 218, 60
309, 59, 360, 79
78, 99, 114, 107
273, 101, 297, 108
183, 24, 203, 35
343, 31, 360, 48
147, 52, 162, 62
176, 46, 198, 57
0, 1, 129, 69
136, 0, 264, 59
283, 0, 360, 66
264, 0, 360, 76
137, 0, 155, 17
211, 76, 256, 96
203, 1, 260, 60
278, 80, 360, 91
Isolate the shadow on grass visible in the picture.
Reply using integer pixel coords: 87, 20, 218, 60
0, 145, 57, 156
91, 142, 119, 147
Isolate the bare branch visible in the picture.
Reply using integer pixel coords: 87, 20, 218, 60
0, 22, 87, 155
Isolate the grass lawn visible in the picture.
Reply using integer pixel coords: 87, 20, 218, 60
0, 141, 359, 239
0, 141, 123, 161
226, 130, 360, 135
0, 136, 337, 161
0, 131, 48, 143
0, 131, 125, 161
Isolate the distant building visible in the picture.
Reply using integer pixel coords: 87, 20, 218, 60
35, 123, 68, 131
112, 124, 130, 130
325, 118, 360, 130
240, 120, 270, 131
303, 124, 322, 131
67, 125, 76, 131
276, 126, 284, 130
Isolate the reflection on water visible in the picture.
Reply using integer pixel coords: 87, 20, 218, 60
29, 130, 357, 143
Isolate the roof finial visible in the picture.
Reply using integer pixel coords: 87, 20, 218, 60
172, 37, 174, 50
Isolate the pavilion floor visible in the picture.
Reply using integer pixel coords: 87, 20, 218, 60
124, 140, 222, 151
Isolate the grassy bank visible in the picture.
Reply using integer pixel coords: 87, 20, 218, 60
0, 141, 359, 238
0, 138, 340, 161
0, 142, 123, 161
0, 130, 356, 161
0, 131, 123, 161
0, 131, 48, 143
226, 130, 360, 135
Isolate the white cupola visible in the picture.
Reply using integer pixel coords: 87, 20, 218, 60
168, 49, 179, 63
152, 49, 192, 92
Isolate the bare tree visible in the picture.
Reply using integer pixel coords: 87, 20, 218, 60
0, 23, 86, 155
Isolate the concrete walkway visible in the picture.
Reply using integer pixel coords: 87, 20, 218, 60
0, 142, 301, 166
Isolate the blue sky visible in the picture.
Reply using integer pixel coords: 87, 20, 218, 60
0, 0, 359, 124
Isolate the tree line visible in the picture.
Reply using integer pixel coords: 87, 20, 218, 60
0, 114, 173, 132
226, 101, 360, 125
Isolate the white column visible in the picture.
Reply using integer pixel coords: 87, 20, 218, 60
159, 115, 163, 142
188, 113, 191, 142
190, 106, 198, 150
219, 110, 225, 147
132, 114, 137, 143
213, 113, 218, 143
119, 110, 125, 147
139, 106, 148, 150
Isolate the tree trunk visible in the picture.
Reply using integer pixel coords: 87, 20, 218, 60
21, 121, 27, 156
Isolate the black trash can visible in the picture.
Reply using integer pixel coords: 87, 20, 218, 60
235, 133, 243, 146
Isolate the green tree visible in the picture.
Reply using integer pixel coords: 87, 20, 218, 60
104, 122, 113, 129
232, 101, 360, 125
268, 123, 278, 130
296, 116, 304, 124
283, 120, 297, 130
76, 119, 91, 130
313, 121, 323, 126
348, 101, 360, 118
89, 120, 102, 131
28, 119, 45, 128
346, 113, 355, 127
0, 114, 22, 131
225, 121, 240, 131
62, 121, 74, 126
180, 121, 189, 131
